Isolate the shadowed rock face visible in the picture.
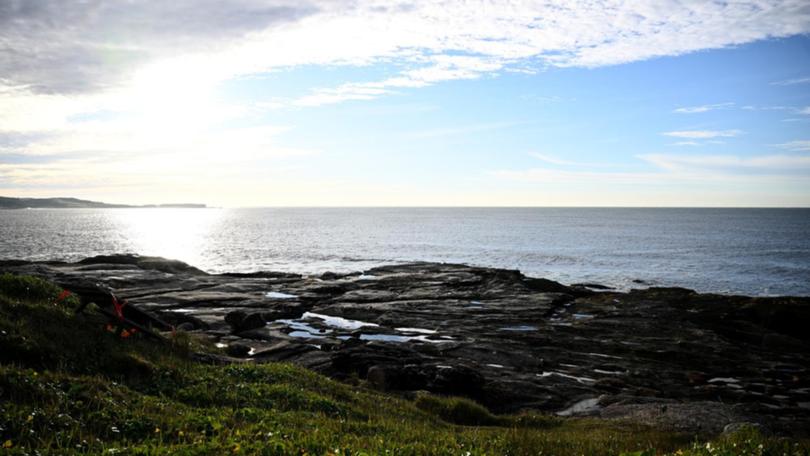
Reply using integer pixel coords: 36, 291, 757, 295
2, 254, 809, 434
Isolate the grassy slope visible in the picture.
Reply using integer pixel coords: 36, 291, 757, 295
0, 273, 807, 455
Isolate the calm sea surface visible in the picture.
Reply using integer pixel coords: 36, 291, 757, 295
1, 208, 808, 296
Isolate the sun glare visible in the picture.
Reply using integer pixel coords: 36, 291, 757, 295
112, 208, 222, 269
126, 58, 224, 146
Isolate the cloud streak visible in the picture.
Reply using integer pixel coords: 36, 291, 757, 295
776, 140, 810, 152
673, 103, 734, 114
770, 76, 810, 86
493, 153, 810, 188
662, 129, 743, 139
638, 153, 810, 172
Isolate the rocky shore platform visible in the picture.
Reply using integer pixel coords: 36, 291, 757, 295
2, 254, 809, 435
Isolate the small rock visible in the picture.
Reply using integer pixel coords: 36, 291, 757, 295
225, 310, 266, 333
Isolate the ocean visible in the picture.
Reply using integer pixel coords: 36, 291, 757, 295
1, 207, 808, 296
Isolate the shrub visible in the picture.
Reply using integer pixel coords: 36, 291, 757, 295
0, 273, 79, 309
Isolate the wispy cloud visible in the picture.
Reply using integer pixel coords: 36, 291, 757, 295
529, 153, 580, 166
528, 152, 617, 168
673, 102, 734, 114
637, 153, 810, 172
800, 107, 810, 115
775, 140, 810, 152
770, 76, 810, 86
3, 1, 810, 99
493, 153, 810, 187
294, 56, 504, 107
662, 129, 742, 139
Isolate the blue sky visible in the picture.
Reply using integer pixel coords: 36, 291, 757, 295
1, 1, 809, 206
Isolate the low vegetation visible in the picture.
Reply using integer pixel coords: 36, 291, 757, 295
0, 273, 807, 455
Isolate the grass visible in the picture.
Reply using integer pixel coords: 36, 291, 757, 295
0, 273, 808, 455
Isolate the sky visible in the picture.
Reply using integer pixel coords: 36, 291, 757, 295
1, 0, 809, 207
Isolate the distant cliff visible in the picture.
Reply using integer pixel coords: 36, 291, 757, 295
0, 196, 206, 209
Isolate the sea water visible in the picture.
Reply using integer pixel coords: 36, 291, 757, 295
1, 207, 808, 296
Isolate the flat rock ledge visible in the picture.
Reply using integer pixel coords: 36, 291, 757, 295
2, 254, 809, 435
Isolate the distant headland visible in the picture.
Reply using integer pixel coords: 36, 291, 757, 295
0, 196, 206, 209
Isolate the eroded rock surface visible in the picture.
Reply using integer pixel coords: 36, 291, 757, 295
2, 254, 809, 434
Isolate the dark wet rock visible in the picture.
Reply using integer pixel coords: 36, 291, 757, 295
226, 342, 252, 357
155, 311, 208, 331
77, 254, 207, 276
2, 255, 809, 435
225, 311, 266, 333
571, 282, 614, 290
219, 271, 302, 280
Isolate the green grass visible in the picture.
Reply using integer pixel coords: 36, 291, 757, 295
0, 273, 808, 455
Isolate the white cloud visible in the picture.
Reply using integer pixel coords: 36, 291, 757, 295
293, 56, 505, 107
776, 140, 810, 151
2, 1, 810, 98
673, 102, 734, 114
801, 107, 810, 115
662, 129, 743, 139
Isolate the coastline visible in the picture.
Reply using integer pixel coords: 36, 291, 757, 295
2, 253, 809, 435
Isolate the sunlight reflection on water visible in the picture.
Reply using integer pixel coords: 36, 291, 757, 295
110, 208, 222, 267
